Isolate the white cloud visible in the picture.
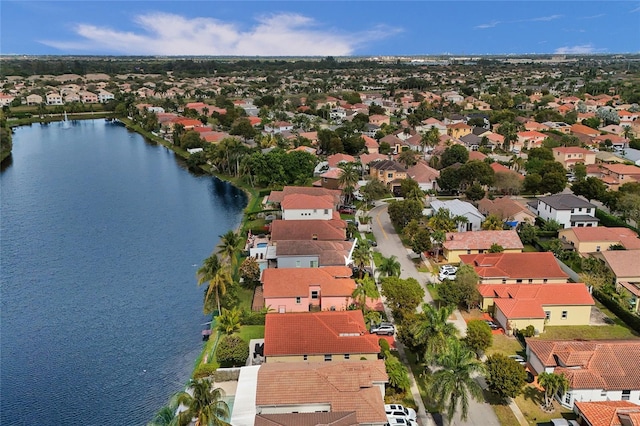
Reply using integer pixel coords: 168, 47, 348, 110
475, 14, 562, 29
39, 12, 399, 55
554, 44, 602, 54
631, 5, 640, 13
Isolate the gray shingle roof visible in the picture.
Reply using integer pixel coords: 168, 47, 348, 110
538, 194, 596, 210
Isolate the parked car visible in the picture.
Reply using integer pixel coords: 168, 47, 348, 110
485, 320, 499, 330
386, 416, 417, 426
368, 239, 377, 247
339, 207, 356, 215
509, 355, 526, 366
385, 404, 417, 422
370, 322, 395, 335
438, 265, 458, 281
550, 419, 579, 426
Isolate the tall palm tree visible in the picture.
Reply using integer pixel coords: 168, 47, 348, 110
351, 276, 379, 312
148, 403, 182, 426
428, 339, 484, 424
198, 259, 231, 315
351, 240, 372, 279
174, 378, 230, 426
412, 303, 459, 363
217, 230, 241, 267
197, 254, 221, 312
338, 162, 360, 204
377, 255, 401, 279
538, 372, 569, 411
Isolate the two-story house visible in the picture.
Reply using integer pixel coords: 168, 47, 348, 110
528, 194, 599, 229
515, 130, 547, 150
369, 160, 407, 193
45, 92, 63, 105
407, 162, 440, 192
281, 194, 335, 221
261, 266, 355, 313
526, 339, 640, 409
552, 147, 596, 170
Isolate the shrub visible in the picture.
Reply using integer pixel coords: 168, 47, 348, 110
241, 310, 266, 325
593, 288, 640, 333
520, 325, 536, 338
216, 335, 249, 367
193, 363, 218, 379
379, 338, 391, 356
465, 320, 493, 355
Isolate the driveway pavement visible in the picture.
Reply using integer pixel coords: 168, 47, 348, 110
368, 202, 500, 426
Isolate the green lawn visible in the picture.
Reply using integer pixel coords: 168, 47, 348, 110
486, 334, 524, 357
536, 324, 639, 340
237, 287, 255, 311
515, 386, 576, 425
384, 352, 418, 410
238, 325, 265, 342
523, 244, 538, 253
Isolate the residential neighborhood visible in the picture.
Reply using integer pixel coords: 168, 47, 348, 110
2, 55, 640, 426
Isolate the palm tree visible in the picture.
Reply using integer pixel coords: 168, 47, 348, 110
538, 372, 569, 411
198, 258, 231, 315
481, 214, 504, 230
428, 339, 484, 424
216, 307, 242, 335
377, 255, 401, 279
338, 162, 360, 204
431, 229, 446, 262
217, 230, 241, 267
197, 254, 221, 312
352, 276, 379, 312
174, 378, 230, 426
412, 303, 459, 363
148, 403, 182, 426
398, 149, 418, 167
351, 240, 372, 279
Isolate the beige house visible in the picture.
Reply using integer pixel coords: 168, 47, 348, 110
369, 160, 407, 190
477, 197, 536, 227
559, 227, 640, 255
479, 283, 594, 333
591, 250, 640, 313
443, 230, 524, 264
26, 94, 43, 105
552, 147, 596, 169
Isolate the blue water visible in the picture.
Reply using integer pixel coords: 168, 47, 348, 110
0, 120, 246, 425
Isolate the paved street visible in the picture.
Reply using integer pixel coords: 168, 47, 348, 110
367, 202, 501, 426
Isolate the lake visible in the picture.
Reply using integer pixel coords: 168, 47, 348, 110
0, 119, 246, 425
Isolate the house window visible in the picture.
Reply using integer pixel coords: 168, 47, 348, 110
571, 208, 575, 213
296, 260, 301, 268
545, 311, 551, 321
295, 297, 301, 304
466, 222, 473, 231
313, 209, 317, 213
528, 279, 533, 283
467, 250, 471, 254
622, 390, 631, 401
601, 390, 607, 397
502, 279, 507, 284
570, 222, 576, 227
310, 260, 318, 268
303, 355, 308, 361
311, 291, 319, 300
324, 209, 329, 215
516, 279, 523, 283
564, 392, 571, 405
562, 311, 568, 320
387, 173, 393, 179
596, 246, 601, 252
344, 354, 350, 360
543, 279, 548, 283
324, 354, 332, 362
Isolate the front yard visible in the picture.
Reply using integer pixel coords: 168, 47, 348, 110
515, 386, 576, 425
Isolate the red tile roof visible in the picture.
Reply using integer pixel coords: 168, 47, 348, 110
407, 162, 439, 183
459, 252, 568, 281
490, 163, 524, 180
256, 360, 388, 424
486, 283, 594, 319
527, 340, 640, 391
268, 187, 341, 205
281, 194, 334, 210
255, 412, 358, 426
565, 227, 640, 250
264, 311, 381, 357
575, 401, 640, 426
270, 219, 346, 242
477, 197, 535, 222
262, 267, 355, 298
444, 230, 524, 251
327, 153, 356, 168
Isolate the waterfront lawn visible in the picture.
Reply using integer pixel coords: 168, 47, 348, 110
238, 325, 265, 342
537, 324, 638, 340
523, 244, 538, 252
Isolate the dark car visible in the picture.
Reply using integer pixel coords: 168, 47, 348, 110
485, 320, 499, 330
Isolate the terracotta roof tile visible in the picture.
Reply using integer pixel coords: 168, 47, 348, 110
262, 267, 355, 298
255, 412, 358, 426
281, 194, 335, 210
256, 360, 388, 424
264, 311, 381, 357
270, 220, 346, 242
459, 252, 568, 281
444, 230, 524, 251
575, 401, 640, 426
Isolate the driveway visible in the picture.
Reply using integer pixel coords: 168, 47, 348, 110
368, 202, 500, 426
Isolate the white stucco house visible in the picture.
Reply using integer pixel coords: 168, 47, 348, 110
527, 194, 598, 229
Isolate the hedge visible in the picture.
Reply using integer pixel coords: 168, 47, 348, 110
596, 210, 639, 234
592, 288, 640, 333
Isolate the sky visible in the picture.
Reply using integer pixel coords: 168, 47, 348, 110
1, 1, 639, 56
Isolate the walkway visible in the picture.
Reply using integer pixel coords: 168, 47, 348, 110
367, 202, 500, 426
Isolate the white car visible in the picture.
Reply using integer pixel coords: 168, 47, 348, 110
509, 355, 526, 366
550, 419, 579, 426
386, 415, 418, 426
385, 404, 417, 422
438, 265, 458, 281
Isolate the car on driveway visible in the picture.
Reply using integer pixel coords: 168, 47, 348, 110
386, 416, 417, 426
438, 265, 458, 281
485, 320, 499, 330
550, 419, 579, 426
509, 355, 526, 366
339, 207, 356, 214
385, 404, 417, 422
370, 322, 395, 335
